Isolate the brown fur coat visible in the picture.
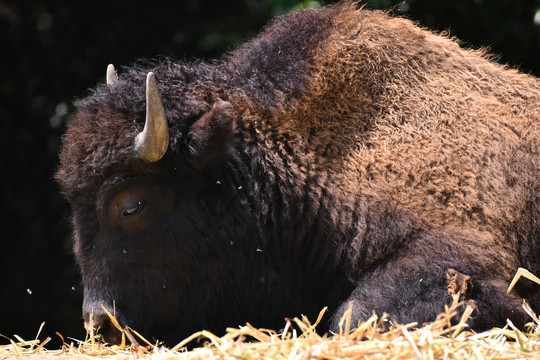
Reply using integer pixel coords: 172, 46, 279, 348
57, 3, 540, 342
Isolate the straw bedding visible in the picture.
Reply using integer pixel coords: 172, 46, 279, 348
3, 269, 540, 360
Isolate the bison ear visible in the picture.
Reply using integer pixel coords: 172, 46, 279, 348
183, 100, 234, 170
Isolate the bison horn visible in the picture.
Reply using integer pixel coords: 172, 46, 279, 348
134, 72, 169, 162
106, 64, 118, 86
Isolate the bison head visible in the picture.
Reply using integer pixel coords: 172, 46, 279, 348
57, 64, 266, 344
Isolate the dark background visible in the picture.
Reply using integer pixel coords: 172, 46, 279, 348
2, 0, 540, 347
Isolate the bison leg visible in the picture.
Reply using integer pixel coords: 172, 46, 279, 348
330, 258, 451, 331
330, 252, 529, 332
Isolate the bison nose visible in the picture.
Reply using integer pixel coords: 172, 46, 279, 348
84, 310, 123, 345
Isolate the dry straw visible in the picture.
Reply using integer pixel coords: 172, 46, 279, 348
2, 268, 540, 359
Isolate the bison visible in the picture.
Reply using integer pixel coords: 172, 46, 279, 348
56, 2, 540, 345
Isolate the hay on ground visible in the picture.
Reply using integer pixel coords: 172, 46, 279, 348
3, 268, 540, 359
2, 295, 540, 359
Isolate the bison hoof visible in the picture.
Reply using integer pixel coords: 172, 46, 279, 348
446, 268, 479, 321
446, 268, 474, 299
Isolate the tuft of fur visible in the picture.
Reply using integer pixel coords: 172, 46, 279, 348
57, 2, 540, 343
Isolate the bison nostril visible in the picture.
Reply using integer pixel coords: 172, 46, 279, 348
84, 313, 123, 345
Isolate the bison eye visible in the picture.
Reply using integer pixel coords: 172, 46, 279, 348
122, 200, 143, 218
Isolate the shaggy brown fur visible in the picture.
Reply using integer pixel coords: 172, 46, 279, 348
57, 2, 540, 344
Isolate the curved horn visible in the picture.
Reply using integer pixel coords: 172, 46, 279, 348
106, 64, 118, 86
134, 72, 169, 162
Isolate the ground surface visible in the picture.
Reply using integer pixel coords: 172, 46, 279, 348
3, 300, 540, 360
